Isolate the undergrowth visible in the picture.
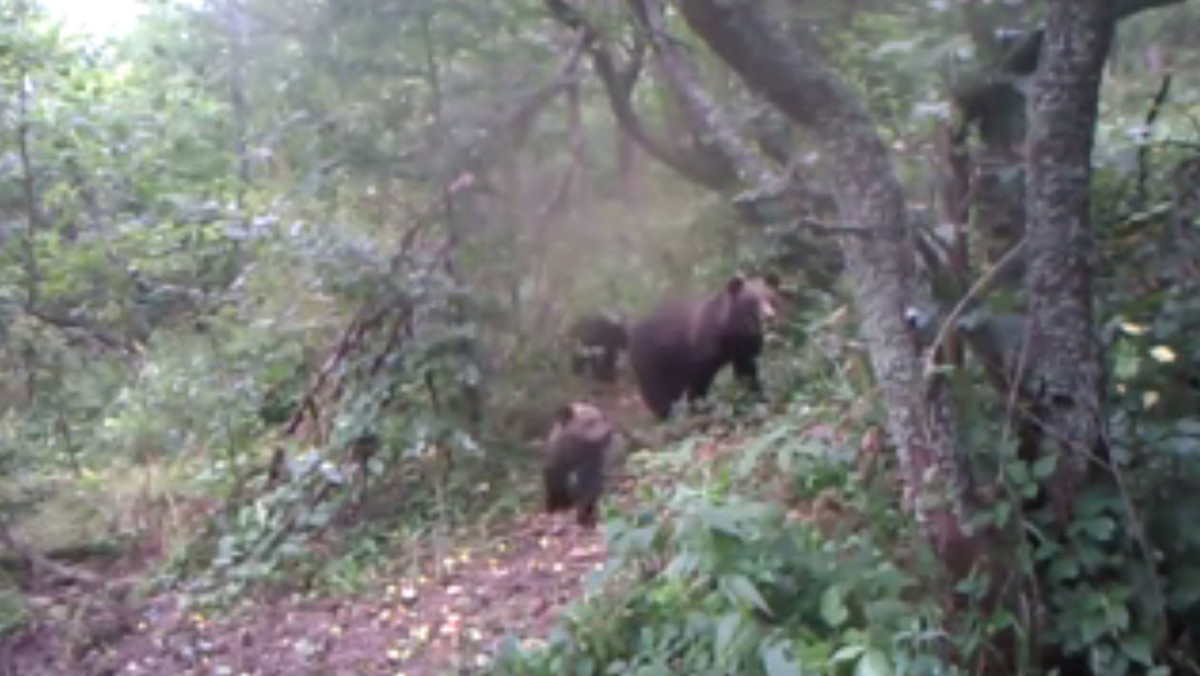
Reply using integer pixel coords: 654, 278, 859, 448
485, 399, 952, 676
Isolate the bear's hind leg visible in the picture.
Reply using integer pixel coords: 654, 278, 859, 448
596, 347, 619, 383
635, 365, 685, 420
544, 465, 574, 513
685, 363, 721, 408
572, 450, 605, 528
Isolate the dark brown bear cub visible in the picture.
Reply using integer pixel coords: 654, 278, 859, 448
629, 274, 781, 420
542, 401, 617, 528
567, 313, 629, 384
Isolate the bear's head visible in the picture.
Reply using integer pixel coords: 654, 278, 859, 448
550, 401, 613, 445
722, 273, 782, 339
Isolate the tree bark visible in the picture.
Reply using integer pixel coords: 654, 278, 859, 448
1019, 6, 1144, 672
677, 0, 977, 571
1024, 0, 1113, 519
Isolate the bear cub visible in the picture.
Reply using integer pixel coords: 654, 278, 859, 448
542, 401, 621, 528
629, 274, 782, 420
567, 313, 629, 384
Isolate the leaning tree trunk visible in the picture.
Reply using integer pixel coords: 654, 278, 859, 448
675, 0, 983, 576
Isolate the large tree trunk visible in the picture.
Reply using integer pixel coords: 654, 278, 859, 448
1023, 2, 1142, 673
676, 0, 979, 573
1024, 0, 1112, 513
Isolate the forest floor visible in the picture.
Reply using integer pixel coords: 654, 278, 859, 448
4, 391, 668, 676
7, 509, 626, 676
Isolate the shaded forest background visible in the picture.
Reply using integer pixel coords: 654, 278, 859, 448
2, 0, 1200, 674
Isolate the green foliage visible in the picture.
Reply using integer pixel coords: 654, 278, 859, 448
486, 478, 947, 676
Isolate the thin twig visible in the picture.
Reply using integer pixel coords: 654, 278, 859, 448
921, 238, 1029, 379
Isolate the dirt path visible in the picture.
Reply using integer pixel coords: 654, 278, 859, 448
9, 505, 627, 676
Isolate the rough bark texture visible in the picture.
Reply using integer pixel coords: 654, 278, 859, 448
677, 0, 977, 570
1024, 0, 1114, 520
951, 0, 1186, 296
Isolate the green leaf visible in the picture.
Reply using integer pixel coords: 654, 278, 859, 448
997, 498, 1016, 526
855, 648, 894, 676
1082, 516, 1117, 541
1118, 634, 1153, 666
830, 644, 865, 664
715, 612, 742, 657
697, 505, 745, 537
1107, 603, 1130, 632
820, 584, 850, 628
574, 654, 596, 676
1048, 554, 1081, 583
1005, 459, 1031, 485
760, 640, 802, 676
1032, 454, 1058, 480
1079, 613, 1107, 644
721, 574, 772, 616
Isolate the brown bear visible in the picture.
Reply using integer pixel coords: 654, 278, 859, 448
567, 313, 629, 384
628, 274, 782, 420
542, 401, 621, 528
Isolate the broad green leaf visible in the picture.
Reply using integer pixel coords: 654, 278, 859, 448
1118, 634, 1153, 666
760, 641, 802, 676
855, 648, 893, 676
820, 584, 850, 628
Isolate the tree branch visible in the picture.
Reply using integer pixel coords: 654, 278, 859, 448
544, 0, 736, 189
1000, 0, 1186, 74
628, 0, 781, 189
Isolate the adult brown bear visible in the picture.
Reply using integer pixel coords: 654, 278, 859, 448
628, 274, 782, 420
542, 401, 621, 528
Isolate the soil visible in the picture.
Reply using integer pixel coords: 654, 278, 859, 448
6, 499, 639, 676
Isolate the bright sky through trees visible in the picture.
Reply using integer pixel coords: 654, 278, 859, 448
41, 0, 144, 37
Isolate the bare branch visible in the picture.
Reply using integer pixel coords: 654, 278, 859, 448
629, 0, 782, 189
544, 0, 736, 189
23, 307, 133, 355
0, 519, 100, 587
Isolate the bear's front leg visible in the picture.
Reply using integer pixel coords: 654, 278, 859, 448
732, 354, 764, 397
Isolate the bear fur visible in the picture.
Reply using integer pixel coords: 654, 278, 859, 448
567, 313, 629, 384
628, 274, 782, 420
542, 401, 619, 528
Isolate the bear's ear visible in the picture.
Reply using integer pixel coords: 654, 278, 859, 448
555, 404, 576, 425
726, 275, 746, 295
763, 273, 781, 289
